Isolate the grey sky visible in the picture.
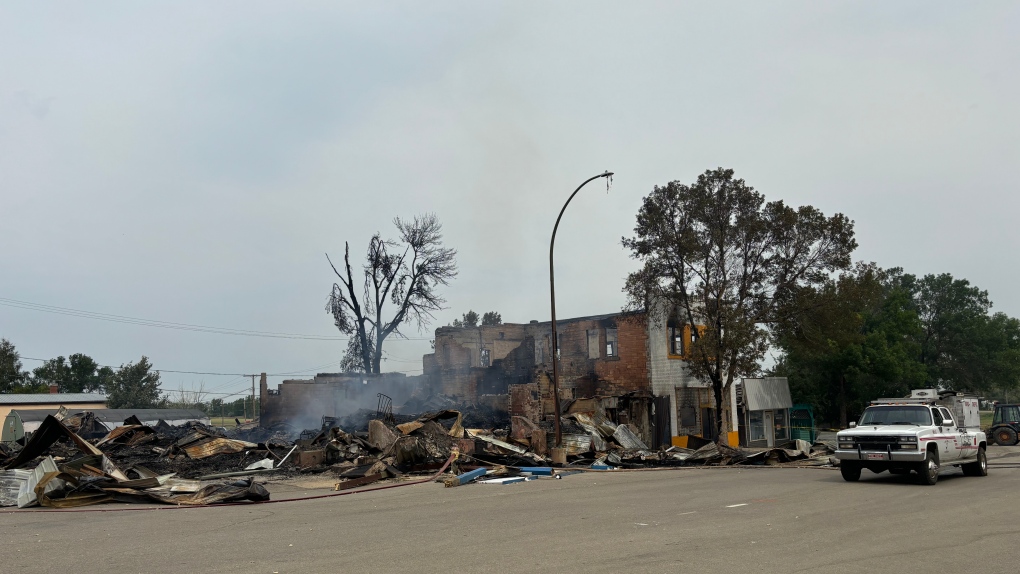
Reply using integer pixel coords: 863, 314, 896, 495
2, 2, 1018, 400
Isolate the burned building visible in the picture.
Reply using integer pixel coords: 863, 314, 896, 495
423, 309, 740, 448
259, 372, 424, 429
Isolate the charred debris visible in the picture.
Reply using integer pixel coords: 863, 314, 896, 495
1, 398, 835, 509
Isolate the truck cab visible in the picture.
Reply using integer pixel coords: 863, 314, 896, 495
989, 403, 1020, 446
835, 391, 987, 485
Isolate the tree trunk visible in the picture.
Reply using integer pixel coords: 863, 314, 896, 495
712, 375, 725, 442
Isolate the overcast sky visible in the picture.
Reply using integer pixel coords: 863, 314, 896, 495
2, 2, 1018, 400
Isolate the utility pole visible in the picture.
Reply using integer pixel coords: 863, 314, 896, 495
549, 171, 614, 448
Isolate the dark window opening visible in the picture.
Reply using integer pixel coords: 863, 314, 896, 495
668, 319, 684, 356
606, 328, 618, 358
480, 349, 490, 368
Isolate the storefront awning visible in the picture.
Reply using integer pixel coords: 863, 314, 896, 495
743, 377, 792, 411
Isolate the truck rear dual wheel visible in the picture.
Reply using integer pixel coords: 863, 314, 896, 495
962, 447, 988, 477
994, 427, 1018, 446
840, 462, 861, 482
917, 450, 939, 485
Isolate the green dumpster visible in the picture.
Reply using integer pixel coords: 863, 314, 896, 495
790, 403, 815, 443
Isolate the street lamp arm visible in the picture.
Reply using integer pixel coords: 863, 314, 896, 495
548, 170, 614, 449
550, 171, 614, 249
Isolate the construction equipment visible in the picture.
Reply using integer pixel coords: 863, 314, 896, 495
989, 403, 1020, 446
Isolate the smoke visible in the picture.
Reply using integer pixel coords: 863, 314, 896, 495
274, 373, 425, 432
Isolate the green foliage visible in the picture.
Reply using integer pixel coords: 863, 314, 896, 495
30, 353, 112, 393
910, 273, 1020, 393
105, 356, 164, 409
773, 264, 927, 426
775, 268, 1020, 425
0, 338, 43, 393
623, 168, 857, 437
208, 396, 259, 418
451, 310, 501, 327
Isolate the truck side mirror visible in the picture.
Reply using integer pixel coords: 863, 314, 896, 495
849, 422, 857, 428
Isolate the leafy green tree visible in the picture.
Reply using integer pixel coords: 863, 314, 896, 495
32, 353, 113, 393
972, 312, 1020, 394
481, 311, 502, 326
908, 273, 1020, 392
623, 168, 857, 439
106, 357, 164, 409
31, 356, 69, 389
451, 310, 480, 328
0, 338, 43, 393
773, 265, 927, 426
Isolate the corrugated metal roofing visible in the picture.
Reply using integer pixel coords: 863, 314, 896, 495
743, 377, 793, 411
10, 408, 208, 423
0, 393, 107, 404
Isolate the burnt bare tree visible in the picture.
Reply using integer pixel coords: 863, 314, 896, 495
326, 214, 458, 374
623, 168, 857, 440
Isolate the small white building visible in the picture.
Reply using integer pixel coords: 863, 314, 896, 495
737, 377, 794, 448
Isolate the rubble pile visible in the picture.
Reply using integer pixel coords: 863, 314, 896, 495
0, 415, 273, 509
1, 400, 836, 509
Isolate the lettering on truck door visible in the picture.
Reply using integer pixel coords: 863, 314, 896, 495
931, 408, 950, 461
942, 407, 971, 460
938, 407, 961, 462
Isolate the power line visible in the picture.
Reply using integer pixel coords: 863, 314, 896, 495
19, 356, 247, 376
0, 297, 434, 340
0, 297, 346, 340
267, 360, 344, 376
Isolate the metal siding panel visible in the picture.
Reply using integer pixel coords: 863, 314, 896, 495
743, 378, 793, 411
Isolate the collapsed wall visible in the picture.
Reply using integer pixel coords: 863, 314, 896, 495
259, 372, 425, 429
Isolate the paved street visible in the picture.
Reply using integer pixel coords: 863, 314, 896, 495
3, 447, 1020, 574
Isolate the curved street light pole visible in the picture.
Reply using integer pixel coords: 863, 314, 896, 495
549, 170, 614, 448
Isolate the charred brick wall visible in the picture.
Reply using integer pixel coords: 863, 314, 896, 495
423, 312, 652, 410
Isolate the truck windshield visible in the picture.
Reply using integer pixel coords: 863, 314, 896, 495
858, 406, 932, 426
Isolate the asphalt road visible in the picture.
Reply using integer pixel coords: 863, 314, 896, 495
3, 447, 1020, 574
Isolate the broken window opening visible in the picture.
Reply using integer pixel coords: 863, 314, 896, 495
480, 349, 490, 368
606, 328, 618, 358
667, 319, 684, 357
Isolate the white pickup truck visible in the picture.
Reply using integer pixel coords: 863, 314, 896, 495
835, 390, 987, 485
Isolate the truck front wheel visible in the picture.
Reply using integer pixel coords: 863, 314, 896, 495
840, 462, 862, 482
917, 449, 939, 485
962, 446, 988, 477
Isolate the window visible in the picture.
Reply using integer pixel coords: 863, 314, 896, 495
668, 319, 684, 356
931, 408, 943, 426
606, 328, 618, 358
939, 408, 954, 426
480, 349, 490, 367
859, 406, 933, 426
749, 411, 765, 441
774, 410, 788, 441
676, 387, 709, 435
587, 330, 600, 359
994, 406, 1020, 424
